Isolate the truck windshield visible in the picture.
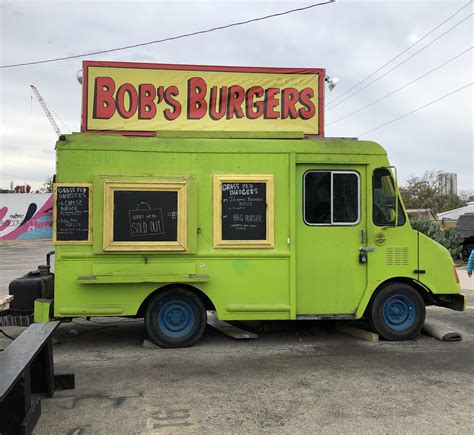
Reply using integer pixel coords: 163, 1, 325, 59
372, 168, 406, 226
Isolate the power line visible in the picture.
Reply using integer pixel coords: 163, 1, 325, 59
326, 13, 473, 112
358, 82, 473, 137
327, 0, 473, 106
327, 46, 472, 126
0, 1, 335, 69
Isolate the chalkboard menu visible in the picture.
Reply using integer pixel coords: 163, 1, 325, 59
214, 175, 274, 248
113, 190, 178, 242
54, 184, 91, 243
221, 183, 266, 240
103, 181, 187, 251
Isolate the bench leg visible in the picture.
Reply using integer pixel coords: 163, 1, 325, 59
30, 337, 75, 396
30, 338, 55, 397
0, 367, 41, 435
20, 398, 41, 435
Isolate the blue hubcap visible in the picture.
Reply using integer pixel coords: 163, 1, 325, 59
158, 300, 195, 338
383, 295, 416, 331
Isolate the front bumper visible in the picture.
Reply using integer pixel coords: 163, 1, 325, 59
432, 293, 466, 311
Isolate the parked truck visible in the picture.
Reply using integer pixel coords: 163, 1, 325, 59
8, 61, 466, 347
458, 213, 474, 261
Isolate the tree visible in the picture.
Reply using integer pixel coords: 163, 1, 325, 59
399, 171, 465, 214
410, 220, 463, 261
40, 176, 53, 193
459, 189, 474, 203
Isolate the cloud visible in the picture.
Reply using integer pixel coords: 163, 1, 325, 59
0, 0, 472, 192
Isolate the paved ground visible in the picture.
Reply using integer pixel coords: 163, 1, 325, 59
0, 240, 55, 293
1, 240, 473, 434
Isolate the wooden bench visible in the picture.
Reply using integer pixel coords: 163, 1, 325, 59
0, 321, 75, 434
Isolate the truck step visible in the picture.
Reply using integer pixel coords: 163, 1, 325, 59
206, 312, 258, 340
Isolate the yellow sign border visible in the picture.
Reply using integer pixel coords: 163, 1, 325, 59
103, 180, 187, 252
213, 174, 274, 249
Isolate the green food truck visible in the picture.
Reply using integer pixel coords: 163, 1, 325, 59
10, 62, 465, 347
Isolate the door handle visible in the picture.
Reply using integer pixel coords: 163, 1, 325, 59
358, 247, 374, 264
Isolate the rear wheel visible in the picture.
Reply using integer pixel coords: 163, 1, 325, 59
145, 287, 206, 348
367, 283, 425, 341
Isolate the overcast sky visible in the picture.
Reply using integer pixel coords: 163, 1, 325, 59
0, 0, 472, 192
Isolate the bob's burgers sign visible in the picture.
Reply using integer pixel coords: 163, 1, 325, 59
82, 61, 324, 136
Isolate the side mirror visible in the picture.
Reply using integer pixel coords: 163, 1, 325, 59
386, 208, 396, 225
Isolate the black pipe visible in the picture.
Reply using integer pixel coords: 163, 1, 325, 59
46, 250, 55, 266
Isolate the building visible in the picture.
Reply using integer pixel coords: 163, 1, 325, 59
438, 172, 457, 196
438, 201, 474, 221
437, 201, 474, 229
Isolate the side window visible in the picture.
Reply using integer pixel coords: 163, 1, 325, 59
333, 173, 359, 223
304, 172, 331, 224
304, 171, 360, 225
372, 168, 406, 226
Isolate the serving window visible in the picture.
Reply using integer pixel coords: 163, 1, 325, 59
213, 174, 274, 249
103, 180, 187, 251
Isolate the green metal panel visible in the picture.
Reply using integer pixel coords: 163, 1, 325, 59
54, 134, 292, 319
58, 134, 387, 156
52, 133, 462, 321
418, 232, 461, 295
34, 299, 52, 323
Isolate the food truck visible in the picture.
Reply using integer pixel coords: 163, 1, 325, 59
9, 61, 465, 347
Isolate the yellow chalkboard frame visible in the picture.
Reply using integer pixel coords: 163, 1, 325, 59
53, 183, 93, 245
213, 174, 274, 249
103, 180, 187, 251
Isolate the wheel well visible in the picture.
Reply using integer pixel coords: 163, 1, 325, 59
365, 277, 434, 316
136, 284, 216, 318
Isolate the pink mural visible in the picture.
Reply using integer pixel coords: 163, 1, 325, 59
0, 194, 53, 240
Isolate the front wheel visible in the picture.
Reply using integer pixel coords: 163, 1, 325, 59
145, 287, 206, 348
367, 283, 425, 341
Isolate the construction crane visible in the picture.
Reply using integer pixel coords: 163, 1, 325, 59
30, 85, 62, 136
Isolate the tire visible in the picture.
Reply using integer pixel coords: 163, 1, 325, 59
367, 283, 425, 341
145, 287, 206, 348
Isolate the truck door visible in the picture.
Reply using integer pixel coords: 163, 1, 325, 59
295, 165, 368, 315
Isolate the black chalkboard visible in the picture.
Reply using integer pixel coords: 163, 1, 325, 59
55, 186, 90, 242
221, 182, 266, 240
113, 191, 178, 242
